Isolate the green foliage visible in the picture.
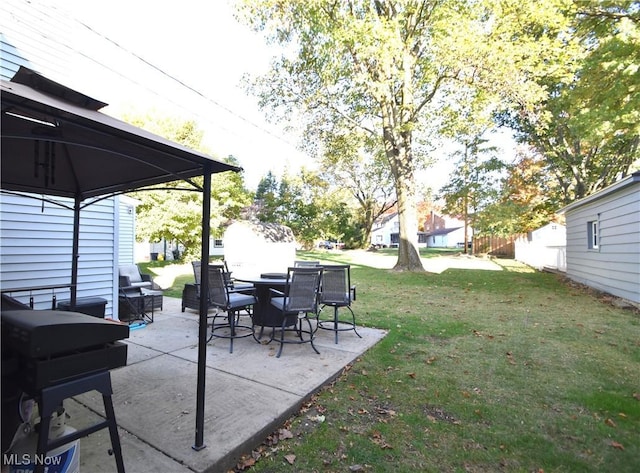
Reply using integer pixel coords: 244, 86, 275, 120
501, 0, 640, 203
238, 0, 579, 268
480, 149, 559, 235
320, 132, 397, 248
253, 169, 356, 247
123, 113, 252, 259
438, 134, 506, 236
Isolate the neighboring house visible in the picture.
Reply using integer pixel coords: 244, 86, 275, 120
0, 3, 136, 319
371, 212, 399, 248
370, 212, 428, 248
558, 172, 640, 303
423, 211, 467, 248
515, 223, 567, 272
210, 238, 225, 257
423, 211, 447, 233
425, 227, 465, 248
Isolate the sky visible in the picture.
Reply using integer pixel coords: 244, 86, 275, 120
37, 0, 308, 189
10, 0, 516, 192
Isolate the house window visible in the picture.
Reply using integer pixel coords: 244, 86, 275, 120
587, 221, 598, 249
213, 239, 224, 248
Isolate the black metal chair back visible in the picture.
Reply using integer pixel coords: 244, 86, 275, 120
208, 266, 228, 309
207, 266, 256, 353
284, 266, 323, 313
193, 261, 231, 287
317, 264, 361, 344
319, 265, 352, 306
293, 260, 320, 268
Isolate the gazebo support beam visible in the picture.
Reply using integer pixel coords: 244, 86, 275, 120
193, 163, 212, 450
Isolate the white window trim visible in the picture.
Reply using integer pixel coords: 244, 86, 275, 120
588, 219, 599, 250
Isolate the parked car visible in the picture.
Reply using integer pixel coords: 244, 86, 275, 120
318, 241, 334, 249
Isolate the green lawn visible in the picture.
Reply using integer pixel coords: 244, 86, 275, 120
141, 252, 640, 472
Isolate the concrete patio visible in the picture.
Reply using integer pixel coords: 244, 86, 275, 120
65, 296, 386, 472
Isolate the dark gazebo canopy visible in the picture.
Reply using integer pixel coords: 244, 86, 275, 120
1, 67, 238, 450
1, 67, 240, 199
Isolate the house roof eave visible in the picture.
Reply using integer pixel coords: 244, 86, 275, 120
558, 171, 640, 215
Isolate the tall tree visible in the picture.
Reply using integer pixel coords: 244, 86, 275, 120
501, 0, 640, 203
438, 135, 503, 251
238, 0, 574, 270
320, 131, 396, 248
476, 148, 558, 235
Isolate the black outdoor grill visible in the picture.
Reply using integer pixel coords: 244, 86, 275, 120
1, 309, 129, 473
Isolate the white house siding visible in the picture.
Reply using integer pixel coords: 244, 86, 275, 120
371, 213, 399, 247
117, 196, 137, 265
428, 228, 466, 248
0, 194, 117, 317
515, 223, 567, 271
564, 180, 640, 303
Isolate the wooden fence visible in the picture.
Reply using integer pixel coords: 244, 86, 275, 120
472, 235, 524, 258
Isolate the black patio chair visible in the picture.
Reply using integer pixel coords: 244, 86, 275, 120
181, 261, 224, 312
207, 266, 256, 353
317, 264, 361, 344
267, 266, 323, 358
195, 260, 253, 291
118, 265, 162, 323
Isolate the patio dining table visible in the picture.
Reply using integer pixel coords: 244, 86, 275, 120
235, 274, 288, 328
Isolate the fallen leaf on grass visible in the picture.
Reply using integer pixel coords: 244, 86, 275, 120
235, 456, 256, 470
349, 465, 364, 472
633, 392, 640, 401
375, 407, 396, 417
371, 431, 393, 449
279, 428, 294, 439
284, 454, 296, 464
605, 418, 617, 428
610, 441, 624, 450
408, 372, 416, 379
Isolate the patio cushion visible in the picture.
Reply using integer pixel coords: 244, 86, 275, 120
119, 264, 142, 283
119, 264, 152, 289
228, 292, 257, 310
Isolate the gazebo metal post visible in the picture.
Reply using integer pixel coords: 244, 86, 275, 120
193, 163, 211, 450
70, 194, 81, 309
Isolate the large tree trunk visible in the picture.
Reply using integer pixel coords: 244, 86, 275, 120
383, 121, 424, 271
395, 173, 423, 271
